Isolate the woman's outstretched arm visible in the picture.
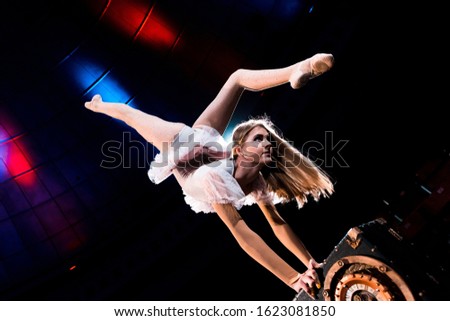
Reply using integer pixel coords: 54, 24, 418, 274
257, 201, 323, 270
212, 203, 317, 295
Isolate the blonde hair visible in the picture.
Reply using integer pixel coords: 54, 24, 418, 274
231, 116, 334, 208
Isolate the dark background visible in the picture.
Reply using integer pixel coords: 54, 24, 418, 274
0, 0, 448, 300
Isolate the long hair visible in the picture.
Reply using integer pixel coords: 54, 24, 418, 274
231, 116, 334, 208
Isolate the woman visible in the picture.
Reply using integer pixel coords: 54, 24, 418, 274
84, 53, 335, 298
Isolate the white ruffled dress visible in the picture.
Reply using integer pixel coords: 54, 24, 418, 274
147, 125, 273, 214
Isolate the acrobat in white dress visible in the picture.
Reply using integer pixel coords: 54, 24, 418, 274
147, 125, 274, 213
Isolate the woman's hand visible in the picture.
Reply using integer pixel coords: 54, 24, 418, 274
293, 259, 324, 299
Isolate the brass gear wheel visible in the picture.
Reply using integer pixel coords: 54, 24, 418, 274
323, 255, 415, 301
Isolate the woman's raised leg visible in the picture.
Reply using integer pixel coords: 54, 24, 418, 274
193, 53, 334, 135
84, 94, 185, 151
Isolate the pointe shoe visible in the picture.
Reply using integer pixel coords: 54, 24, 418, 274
84, 94, 103, 111
289, 53, 334, 89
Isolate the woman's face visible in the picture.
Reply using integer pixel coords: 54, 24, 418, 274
238, 126, 273, 167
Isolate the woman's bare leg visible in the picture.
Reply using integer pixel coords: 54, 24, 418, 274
193, 53, 334, 134
85, 94, 185, 151
84, 53, 334, 146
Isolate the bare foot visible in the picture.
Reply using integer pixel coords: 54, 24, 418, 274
289, 53, 334, 89
84, 94, 103, 112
